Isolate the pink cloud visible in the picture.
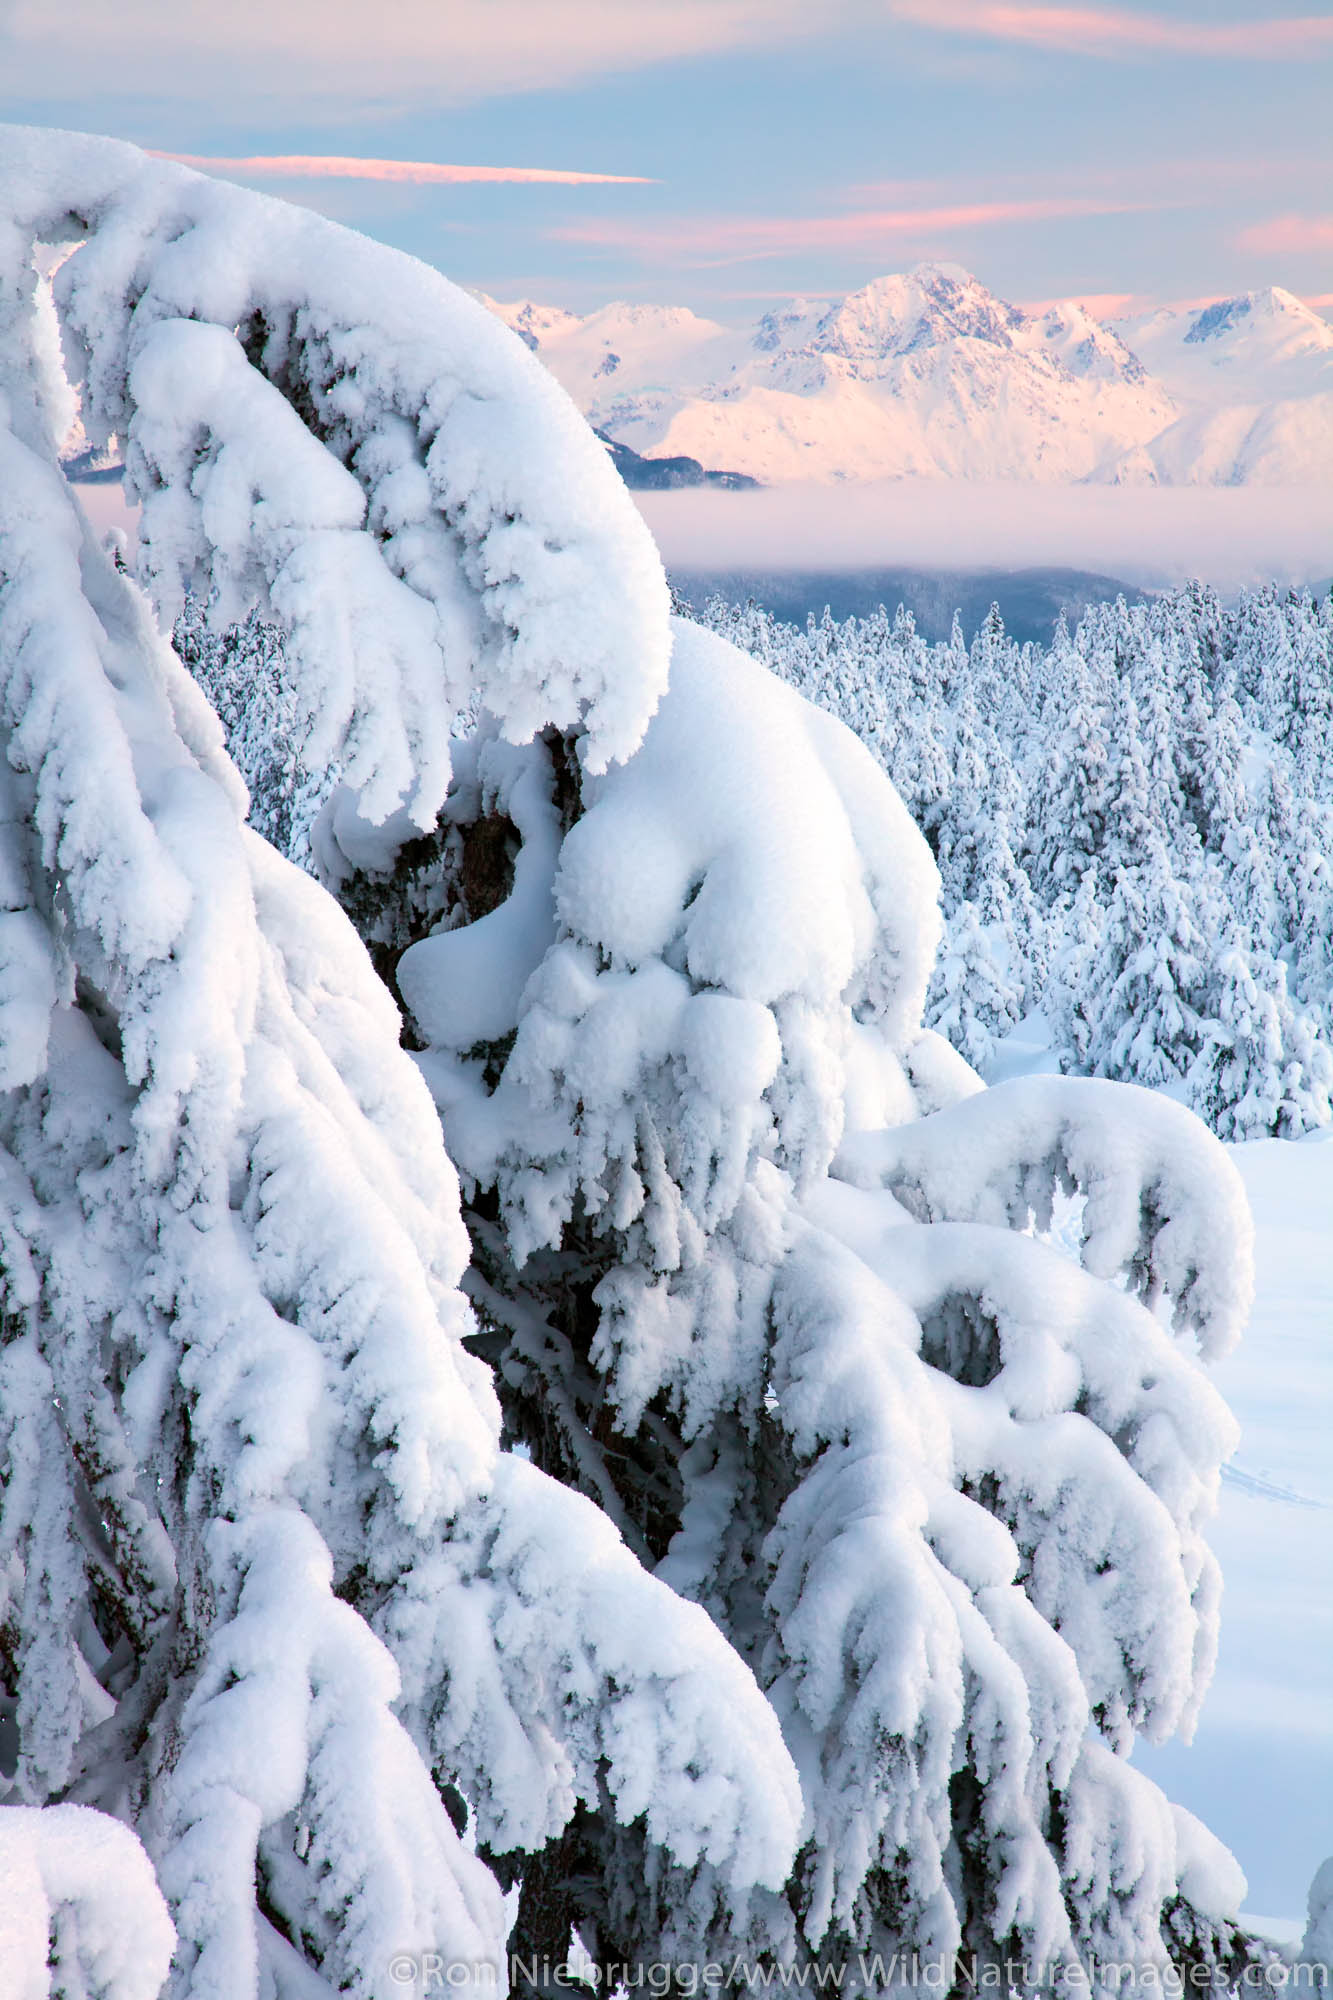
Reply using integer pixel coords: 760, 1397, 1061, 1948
553, 195, 1153, 265
890, 1, 1333, 59
153, 152, 655, 187
859, 153, 1325, 206
1234, 214, 1333, 254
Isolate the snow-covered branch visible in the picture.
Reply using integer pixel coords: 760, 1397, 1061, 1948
839, 1075, 1254, 1357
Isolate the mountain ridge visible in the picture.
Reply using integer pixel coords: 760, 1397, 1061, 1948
481, 266, 1333, 487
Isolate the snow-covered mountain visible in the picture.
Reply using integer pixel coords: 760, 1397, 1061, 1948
1117, 286, 1333, 403
482, 266, 1333, 487
1101, 287, 1333, 486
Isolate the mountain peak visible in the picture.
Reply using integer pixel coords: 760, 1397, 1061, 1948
1184, 286, 1328, 345
483, 295, 582, 351
808, 265, 1026, 369
908, 258, 983, 290
1023, 300, 1148, 384
1113, 284, 1333, 409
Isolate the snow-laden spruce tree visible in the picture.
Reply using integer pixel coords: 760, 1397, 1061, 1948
0, 127, 1266, 1997
1188, 928, 1333, 1142
1076, 836, 1212, 1095
348, 633, 1262, 1988
0, 127, 799, 1998
926, 897, 1021, 1073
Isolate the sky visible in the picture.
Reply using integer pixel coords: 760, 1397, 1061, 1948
2, 1, 1331, 318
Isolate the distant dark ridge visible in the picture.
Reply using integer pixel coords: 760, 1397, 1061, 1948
595, 427, 759, 492
62, 452, 125, 484
671, 564, 1155, 646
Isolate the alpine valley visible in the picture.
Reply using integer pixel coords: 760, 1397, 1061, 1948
482, 263, 1333, 486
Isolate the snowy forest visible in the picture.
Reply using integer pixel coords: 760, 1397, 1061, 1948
684, 587, 1333, 1140
0, 126, 1328, 2000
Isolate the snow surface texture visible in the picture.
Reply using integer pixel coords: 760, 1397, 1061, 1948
485, 266, 1333, 486
0, 130, 796, 1999
324, 610, 1261, 1984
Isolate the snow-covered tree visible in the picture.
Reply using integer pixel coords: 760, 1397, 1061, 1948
170, 599, 333, 866
1074, 835, 1213, 1093
0, 125, 1270, 2000
927, 896, 1022, 1072
1174, 647, 1245, 859
1305, 1857, 1333, 1974
1046, 870, 1105, 1072
1189, 930, 1333, 1142
0, 126, 796, 1998
1030, 642, 1112, 898
353, 623, 1255, 1990
1131, 634, 1188, 841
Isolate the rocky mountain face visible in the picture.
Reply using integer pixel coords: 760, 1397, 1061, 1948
482, 266, 1333, 486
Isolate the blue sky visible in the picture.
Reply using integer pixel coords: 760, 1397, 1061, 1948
2, 0, 1331, 317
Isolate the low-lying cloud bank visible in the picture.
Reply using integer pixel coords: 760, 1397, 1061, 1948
73, 472, 1333, 603
635, 481, 1333, 592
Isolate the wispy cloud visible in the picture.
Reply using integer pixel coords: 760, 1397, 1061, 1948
154, 152, 654, 188
1234, 215, 1333, 255
857, 153, 1325, 205
6, 0, 832, 110
554, 195, 1158, 266
890, 1, 1333, 60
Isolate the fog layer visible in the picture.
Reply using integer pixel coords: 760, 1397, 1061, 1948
634, 481, 1333, 591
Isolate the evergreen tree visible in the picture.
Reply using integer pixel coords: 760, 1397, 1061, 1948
1099, 669, 1159, 882
11, 133, 1328, 1985
1176, 647, 1246, 858
1305, 1858, 1333, 1974
926, 897, 1022, 1072
0, 125, 795, 1998
1190, 920, 1333, 1141
1047, 867, 1105, 1072
0, 125, 1277, 2000
1082, 835, 1211, 1092
1133, 635, 1188, 841
172, 599, 334, 864
1031, 644, 1113, 897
